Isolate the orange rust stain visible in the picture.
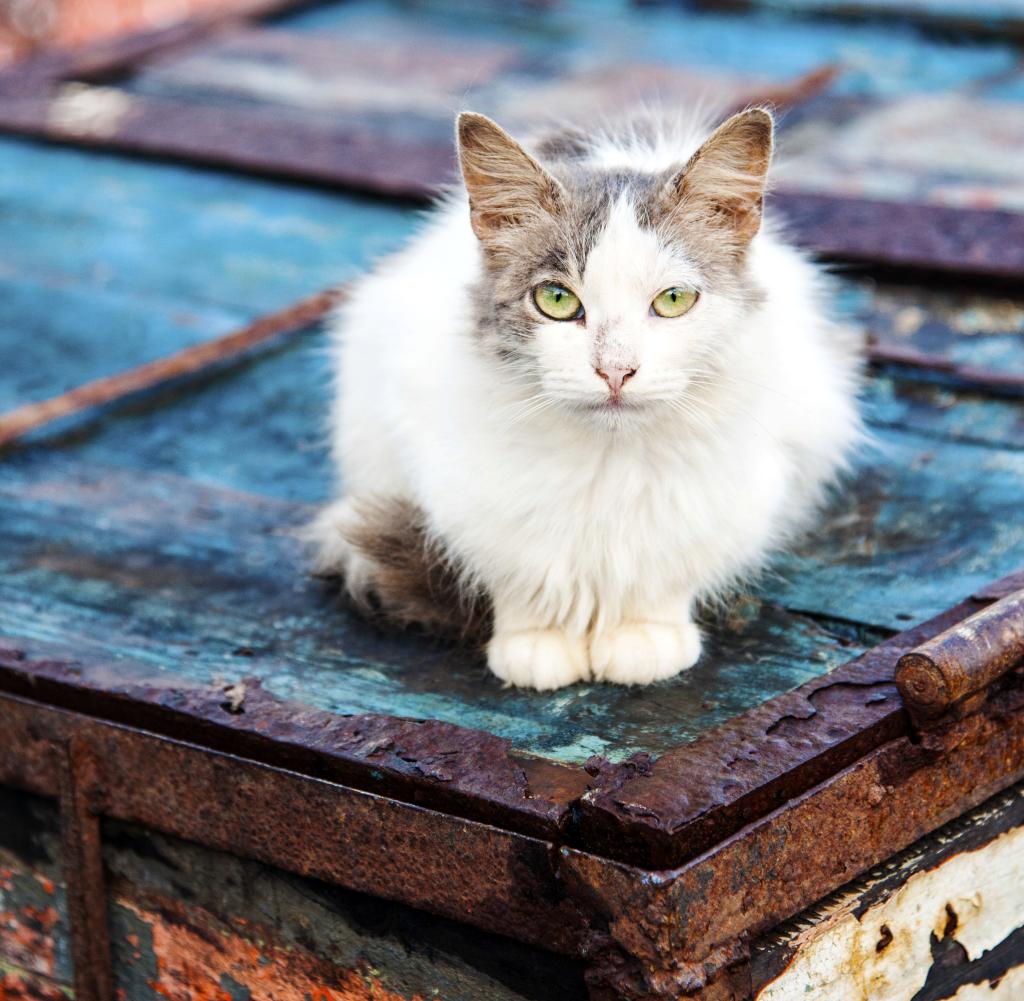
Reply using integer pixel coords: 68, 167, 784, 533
119, 897, 426, 1001
0, 968, 71, 1001
0, 900, 60, 978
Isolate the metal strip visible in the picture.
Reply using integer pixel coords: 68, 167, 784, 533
867, 339, 1024, 398
58, 735, 113, 1001
0, 289, 338, 449
2, 681, 1022, 1000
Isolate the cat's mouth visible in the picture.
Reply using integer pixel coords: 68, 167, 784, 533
585, 396, 639, 411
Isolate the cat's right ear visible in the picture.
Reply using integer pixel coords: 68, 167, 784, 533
457, 112, 563, 242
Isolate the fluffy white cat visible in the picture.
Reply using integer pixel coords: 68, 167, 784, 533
309, 107, 861, 690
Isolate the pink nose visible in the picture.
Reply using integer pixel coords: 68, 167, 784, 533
595, 366, 637, 394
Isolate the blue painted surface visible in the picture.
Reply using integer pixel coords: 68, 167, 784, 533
277, 0, 1019, 97
0, 137, 418, 405
0, 452, 862, 763
0, 1, 1022, 765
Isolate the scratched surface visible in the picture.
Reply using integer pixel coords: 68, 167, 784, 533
0, 789, 73, 1000
0, 137, 415, 411
104, 820, 587, 1000
1, 121, 1024, 761
278, 0, 1020, 97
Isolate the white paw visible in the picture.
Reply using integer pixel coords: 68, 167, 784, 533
590, 621, 702, 685
487, 629, 590, 691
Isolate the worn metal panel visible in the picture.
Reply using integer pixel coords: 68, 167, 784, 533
103, 821, 587, 1001
2, 682, 1023, 998
0, 789, 73, 1000
0, 136, 415, 412
281, 1, 1020, 96
752, 784, 1024, 1001
776, 93, 1024, 212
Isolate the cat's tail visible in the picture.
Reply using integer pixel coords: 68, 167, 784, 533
303, 496, 489, 640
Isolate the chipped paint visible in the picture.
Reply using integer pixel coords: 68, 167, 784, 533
948, 963, 1024, 998
46, 83, 134, 140
0, 963, 74, 1000
755, 824, 1024, 1000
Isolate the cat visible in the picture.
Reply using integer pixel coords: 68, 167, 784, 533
308, 106, 862, 690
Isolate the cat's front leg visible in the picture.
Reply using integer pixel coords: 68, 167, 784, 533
590, 595, 702, 686
486, 599, 590, 691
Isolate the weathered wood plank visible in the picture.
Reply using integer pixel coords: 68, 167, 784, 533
103, 820, 588, 1001
0, 789, 73, 999
0, 136, 415, 407
0, 452, 864, 764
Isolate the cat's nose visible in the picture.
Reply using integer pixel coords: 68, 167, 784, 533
595, 366, 637, 394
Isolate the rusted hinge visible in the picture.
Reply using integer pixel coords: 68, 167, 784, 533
896, 590, 1024, 732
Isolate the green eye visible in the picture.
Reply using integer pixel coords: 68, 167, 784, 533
652, 286, 699, 318
533, 283, 582, 321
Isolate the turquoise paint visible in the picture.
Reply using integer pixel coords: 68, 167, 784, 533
0, 451, 859, 764
277, 0, 1019, 97
865, 378, 1024, 451
764, 423, 1024, 629
2, 274, 1020, 762
0, 137, 418, 406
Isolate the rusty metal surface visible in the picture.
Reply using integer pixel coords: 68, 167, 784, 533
575, 597, 989, 868
897, 589, 1024, 723
2, 666, 1023, 1000
0, 788, 73, 1001
0, 575, 1019, 874
0, 646, 590, 844
563, 686, 1024, 999
751, 783, 1024, 998
0, 691, 592, 958
103, 820, 589, 1001
57, 736, 111, 1001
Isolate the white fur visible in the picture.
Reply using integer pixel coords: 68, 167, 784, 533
313, 120, 861, 690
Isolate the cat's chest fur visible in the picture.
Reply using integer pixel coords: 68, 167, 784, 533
417, 394, 787, 629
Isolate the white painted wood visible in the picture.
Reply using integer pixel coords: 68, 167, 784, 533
756, 824, 1024, 1001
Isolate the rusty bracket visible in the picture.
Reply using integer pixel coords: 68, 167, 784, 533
896, 589, 1024, 731
58, 734, 113, 1001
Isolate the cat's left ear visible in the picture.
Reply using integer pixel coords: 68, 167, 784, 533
457, 112, 563, 242
662, 108, 773, 247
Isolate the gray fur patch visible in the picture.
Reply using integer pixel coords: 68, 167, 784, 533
342, 496, 491, 641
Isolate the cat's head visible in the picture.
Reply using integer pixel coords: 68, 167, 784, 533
456, 108, 773, 429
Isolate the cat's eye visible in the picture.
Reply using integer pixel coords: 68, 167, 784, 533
533, 283, 583, 321
651, 287, 699, 318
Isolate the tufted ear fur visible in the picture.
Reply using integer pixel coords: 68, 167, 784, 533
457, 112, 564, 243
661, 108, 773, 249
